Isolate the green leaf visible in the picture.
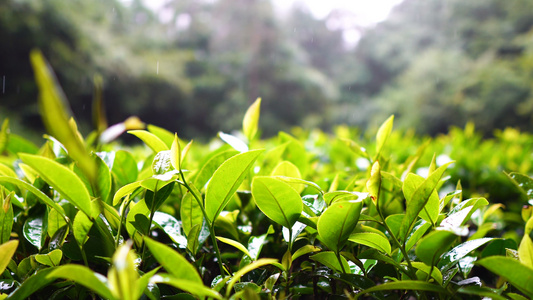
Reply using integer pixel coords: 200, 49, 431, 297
19, 153, 92, 217
151, 274, 222, 300
508, 172, 533, 203
248, 227, 273, 260
0, 240, 18, 275
0, 176, 66, 219
408, 261, 443, 285
403, 173, 439, 226
349, 232, 391, 256
108, 242, 138, 300
218, 132, 248, 152
399, 162, 452, 241
111, 150, 138, 187
457, 286, 508, 300
318, 200, 363, 253
8, 267, 57, 300
438, 237, 493, 271
519, 216, 533, 268
23, 216, 45, 250
292, 245, 321, 261
180, 184, 204, 236
73, 210, 93, 246
415, 230, 457, 266
366, 161, 381, 202
35, 249, 62, 267
143, 237, 202, 283
144, 181, 175, 212
152, 150, 173, 175
354, 280, 449, 299
405, 220, 431, 251
310, 251, 350, 274
226, 258, 277, 297
30, 50, 97, 182
271, 161, 303, 193
216, 236, 252, 258
205, 150, 263, 222
243, 97, 261, 142
375, 115, 394, 159
251, 176, 303, 228
128, 130, 169, 153
476, 256, 533, 297
193, 150, 238, 189
147, 124, 175, 148
0, 192, 13, 244
153, 212, 188, 249
113, 181, 142, 206
47, 264, 115, 300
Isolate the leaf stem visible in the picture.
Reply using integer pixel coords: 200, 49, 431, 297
178, 172, 226, 277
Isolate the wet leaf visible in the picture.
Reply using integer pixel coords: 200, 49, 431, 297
47, 264, 115, 300
310, 251, 350, 274
438, 237, 493, 271
35, 249, 62, 267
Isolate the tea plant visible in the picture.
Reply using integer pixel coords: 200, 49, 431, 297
0, 51, 532, 299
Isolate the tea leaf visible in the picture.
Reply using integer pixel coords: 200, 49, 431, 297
30, 50, 97, 182
0, 176, 66, 219
355, 280, 449, 299
226, 258, 278, 297
151, 274, 222, 300
476, 256, 533, 297
349, 232, 391, 256
438, 237, 493, 271
519, 215, 533, 268
35, 249, 62, 267
19, 153, 92, 217
153, 212, 188, 248
180, 184, 204, 236
143, 237, 202, 283
416, 230, 457, 266
317, 199, 363, 253
128, 130, 168, 153
108, 242, 138, 300
399, 162, 452, 241
310, 251, 350, 274
9, 267, 58, 300
219, 132, 248, 152
251, 176, 303, 228
375, 115, 394, 159
111, 150, 138, 187
47, 264, 115, 300
23, 216, 45, 250
0, 240, 18, 275
205, 150, 263, 222
216, 236, 252, 258
73, 210, 93, 246
243, 97, 261, 142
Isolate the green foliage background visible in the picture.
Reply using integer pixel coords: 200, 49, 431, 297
2, 0, 533, 140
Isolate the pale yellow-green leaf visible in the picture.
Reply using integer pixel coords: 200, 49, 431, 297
243, 97, 261, 142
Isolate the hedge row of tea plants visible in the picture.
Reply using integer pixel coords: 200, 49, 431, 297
1, 51, 533, 299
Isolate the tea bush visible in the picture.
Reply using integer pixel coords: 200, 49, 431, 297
1, 51, 533, 299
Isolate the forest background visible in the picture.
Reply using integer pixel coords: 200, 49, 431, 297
1, 0, 533, 141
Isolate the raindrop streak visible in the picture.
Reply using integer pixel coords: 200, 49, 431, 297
157, 61, 159, 75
